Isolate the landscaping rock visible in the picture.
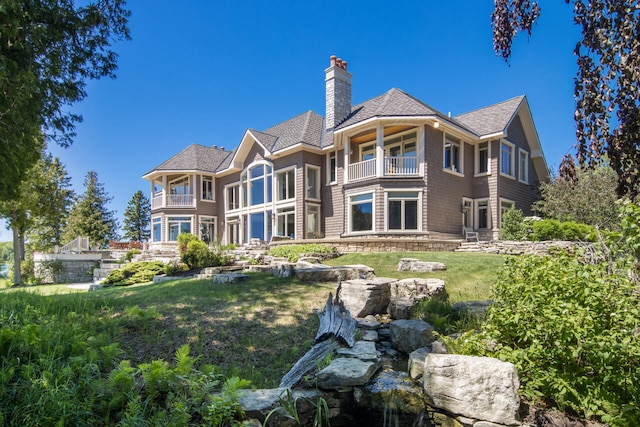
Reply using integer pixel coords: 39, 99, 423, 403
390, 278, 447, 300
294, 263, 375, 282
423, 354, 520, 426
354, 370, 429, 414
360, 329, 379, 342
88, 283, 103, 291
388, 296, 414, 319
339, 277, 394, 317
212, 272, 250, 284
271, 262, 295, 278
397, 258, 446, 272
451, 300, 492, 321
408, 347, 431, 380
316, 358, 381, 389
356, 315, 381, 330
336, 340, 379, 362
390, 319, 435, 354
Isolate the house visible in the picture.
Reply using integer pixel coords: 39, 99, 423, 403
143, 55, 549, 250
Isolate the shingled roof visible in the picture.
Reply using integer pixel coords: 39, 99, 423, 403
261, 110, 324, 152
454, 95, 525, 137
145, 144, 233, 176
334, 88, 448, 130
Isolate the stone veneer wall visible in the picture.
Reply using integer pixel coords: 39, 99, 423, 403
270, 238, 461, 253
457, 240, 590, 255
34, 253, 102, 284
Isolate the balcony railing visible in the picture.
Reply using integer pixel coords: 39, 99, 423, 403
151, 193, 195, 209
348, 156, 419, 182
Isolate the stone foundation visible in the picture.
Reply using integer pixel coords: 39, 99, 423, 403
33, 253, 102, 284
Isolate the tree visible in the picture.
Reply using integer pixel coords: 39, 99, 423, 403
63, 171, 119, 248
492, 0, 640, 199
534, 162, 619, 229
0, 0, 130, 202
122, 190, 150, 242
24, 153, 75, 252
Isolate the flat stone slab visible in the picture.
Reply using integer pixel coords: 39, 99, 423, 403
336, 340, 379, 362
356, 315, 381, 330
390, 319, 435, 354
212, 272, 250, 284
408, 347, 431, 380
397, 258, 447, 272
316, 357, 380, 389
360, 329, 379, 342
354, 370, 429, 414
294, 263, 375, 282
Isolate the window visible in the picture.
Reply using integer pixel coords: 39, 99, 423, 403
276, 168, 295, 201
476, 141, 489, 175
385, 131, 418, 174
500, 141, 515, 177
306, 204, 321, 238
170, 176, 190, 195
387, 192, 419, 231
168, 216, 191, 241
243, 163, 272, 206
227, 184, 240, 210
152, 217, 162, 242
444, 136, 462, 173
328, 151, 337, 184
518, 149, 529, 183
476, 200, 490, 229
350, 193, 374, 232
500, 199, 515, 226
360, 143, 376, 161
200, 216, 216, 244
306, 165, 320, 200
462, 198, 473, 229
276, 207, 296, 239
202, 176, 213, 201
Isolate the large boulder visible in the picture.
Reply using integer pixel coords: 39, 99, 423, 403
397, 258, 446, 272
316, 358, 381, 389
294, 263, 375, 282
339, 278, 395, 317
423, 354, 521, 426
390, 278, 447, 300
390, 319, 435, 354
354, 370, 429, 414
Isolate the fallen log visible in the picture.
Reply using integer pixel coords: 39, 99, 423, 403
279, 340, 339, 389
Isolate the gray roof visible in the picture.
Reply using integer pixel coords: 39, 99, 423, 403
146, 144, 233, 175
454, 95, 525, 137
335, 88, 448, 130
260, 110, 324, 152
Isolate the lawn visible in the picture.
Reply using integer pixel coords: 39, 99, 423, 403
0, 252, 503, 390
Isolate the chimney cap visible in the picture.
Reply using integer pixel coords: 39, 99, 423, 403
329, 55, 347, 71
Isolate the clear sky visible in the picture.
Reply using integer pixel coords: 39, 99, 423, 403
1, 0, 583, 242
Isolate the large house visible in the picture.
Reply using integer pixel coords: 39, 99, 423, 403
143, 56, 549, 250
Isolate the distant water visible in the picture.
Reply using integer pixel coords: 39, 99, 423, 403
0, 263, 8, 278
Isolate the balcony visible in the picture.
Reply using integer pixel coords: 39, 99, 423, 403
348, 156, 419, 182
151, 193, 195, 209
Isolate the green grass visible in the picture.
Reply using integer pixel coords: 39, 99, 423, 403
324, 251, 504, 302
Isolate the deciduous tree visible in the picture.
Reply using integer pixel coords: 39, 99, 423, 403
122, 190, 150, 242
63, 171, 118, 248
0, 0, 130, 202
492, 0, 640, 198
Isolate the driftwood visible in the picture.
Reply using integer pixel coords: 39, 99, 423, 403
279, 288, 357, 389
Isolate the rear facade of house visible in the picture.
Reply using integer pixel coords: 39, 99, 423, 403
143, 56, 549, 251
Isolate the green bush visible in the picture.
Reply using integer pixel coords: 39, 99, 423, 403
182, 240, 214, 269
102, 261, 166, 286
177, 233, 199, 257
124, 248, 141, 262
529, 219, 596, 242
267, 243, 337, 263
499, 208, 528, 241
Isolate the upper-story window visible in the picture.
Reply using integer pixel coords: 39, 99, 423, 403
500, 141, 515, 178
518, 149, 529, 184
169, 176, 190, 195
444, 135, 463, 174
242, 163, 272, 206
306, 165, 320, 200
475, 141, 490, 175
226, 184, 240, 210
202, 176, 213, 201
360, 143, 376, 161
276, 168, 295, 201
328, 151, 337, 184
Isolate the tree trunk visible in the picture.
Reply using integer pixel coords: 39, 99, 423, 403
12, 209, 21, 286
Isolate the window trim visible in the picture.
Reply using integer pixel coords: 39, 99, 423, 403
384, 189, 422, 232
462, 197, 473, 230
225, 183, 241, 211
201, 175, 214, 202
275, 205, 296, 239
168, 175, 191, 194
443, 134, 464, 176
151, 216, 162, 242
474, 141, 491, 176
475, 198, 491, 230
167, 215, 193, 241
499, 198, 515, 227
306, 203, 321, 238
500, 140, 516, 179
275, 166, 296, 203
518, 148, 529, 184
347, 191, 375, 234
305, 164, 321, 201
199, 215, 217, 244
327, 150, 338, 185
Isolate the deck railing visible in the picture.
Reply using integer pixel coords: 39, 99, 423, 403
151, 193, 195, 209
348, 157, 419, 182
59, 236, 90, 253
348, 158, 377, 181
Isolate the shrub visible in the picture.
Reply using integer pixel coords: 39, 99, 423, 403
182, 240, 214, 269
176, 233, 199, 257
499, 208, 528, 241
102, 261, 166, 286
124, 249, 141, 262
530, 219, 596, 241
267, 243, 337, 263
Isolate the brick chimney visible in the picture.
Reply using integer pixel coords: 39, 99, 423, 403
325, 55, 352, 132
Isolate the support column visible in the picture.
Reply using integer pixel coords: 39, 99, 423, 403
376, 124, 384, 177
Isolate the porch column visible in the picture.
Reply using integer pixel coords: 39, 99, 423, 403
418, 126, 426, 176
162, 176, 167, 207
376, 124, 384, 177
192, 174, 197, 207
344, 135, 350, 183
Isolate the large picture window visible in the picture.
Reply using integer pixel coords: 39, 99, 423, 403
200, 216, 216, 244
276, 207, 295, 239
152, 217, 162, 242
387, 192, 419, 231
444, 136, 462, 174
227, 184, 240, 210
306, 165, 320, 200
500, 141, 515, 178
350, 193, 373, 232
168, 216, 191, 241
276, 168, 295, 201
242, 163, 272, 207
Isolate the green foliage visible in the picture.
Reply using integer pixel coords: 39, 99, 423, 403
164, 260, 190, 276
124, 249, 141, 262
63, 171, 119, 248
530, 219, 596, 242
122, 190, 151, 242
102, 261, 165, 286
177, 233, 200, 257
499, 208, 528, 241
177, 233, 232, 269
268, 244, 337, 263
263, 389, 331, 427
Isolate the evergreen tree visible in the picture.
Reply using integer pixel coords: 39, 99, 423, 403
63, 171, 119, 248
122, 190, 150, 242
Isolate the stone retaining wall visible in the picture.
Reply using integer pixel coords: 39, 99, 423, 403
457, 240, 591, 255
33, 253, 102, 284
270, 238, 461, 253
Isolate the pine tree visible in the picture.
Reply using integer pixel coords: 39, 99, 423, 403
63, 171, 119, 248
122, 190, 150, 242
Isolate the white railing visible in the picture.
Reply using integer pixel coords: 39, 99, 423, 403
152, 195, 163, 209
385, 156, 418, 176
348, 158, 376, 181
59, 236, 90, 253
167, 194, 194, 207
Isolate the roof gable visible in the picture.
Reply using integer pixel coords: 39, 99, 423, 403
454, 95, 525, 137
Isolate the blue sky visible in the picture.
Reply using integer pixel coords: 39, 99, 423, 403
2, 1, 582, 241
